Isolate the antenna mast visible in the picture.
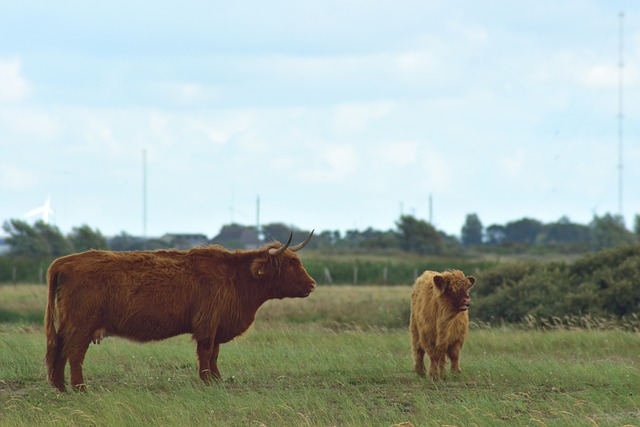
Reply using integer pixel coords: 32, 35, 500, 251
256, 195, 262, 241
618, 11, 624, 217
143, 149, 147, 241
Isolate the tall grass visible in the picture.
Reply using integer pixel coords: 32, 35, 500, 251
1, 284, 640, 426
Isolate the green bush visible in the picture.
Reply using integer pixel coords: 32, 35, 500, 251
474, 244, 640, 322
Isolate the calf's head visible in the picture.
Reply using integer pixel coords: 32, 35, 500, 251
251, 230, 316, 298
433, 270, 476, 312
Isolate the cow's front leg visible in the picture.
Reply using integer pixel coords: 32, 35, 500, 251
209, 343, 221, 381
196, 338, 214, 384
448, 342, 463, 374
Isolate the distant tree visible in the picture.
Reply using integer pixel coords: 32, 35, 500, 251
2, 219, 49, 257
313, 230, 340, 249
396, 215, 442, 255
33, 221, 74, 257
439, 231, 464, 256
109, 231, 145, 251
69, 224, 109, 252
634, 214, 640, 240
504, 218, 543, 245
262, 223, 295, 244
485, 224, 506, 245
358, 228, 399, 250
590, 213, 635, 250
461, 213, 483, 247
1, 219, 73, 257
538, 216, 592, 246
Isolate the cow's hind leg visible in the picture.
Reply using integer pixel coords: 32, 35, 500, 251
209, 343, 221, 381
48, 326, 69, 392
196, 338, 214, 384
66, 330, 92, 391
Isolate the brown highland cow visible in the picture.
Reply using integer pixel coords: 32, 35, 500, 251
410, 269, 476, 379
45, 232, 315, 391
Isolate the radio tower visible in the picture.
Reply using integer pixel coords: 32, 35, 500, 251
617, 11, 624, 217
143, 149, 148, 244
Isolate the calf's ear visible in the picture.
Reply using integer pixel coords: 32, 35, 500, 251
433, 275, 447, 293
467, 276, 476, 288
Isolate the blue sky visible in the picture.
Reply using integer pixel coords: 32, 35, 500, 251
1, 1, 639, 238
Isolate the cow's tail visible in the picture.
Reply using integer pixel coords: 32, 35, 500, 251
45, 265, 61, 387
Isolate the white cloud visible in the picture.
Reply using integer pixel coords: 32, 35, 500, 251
0, 164, 38, 191
417, 148, 453, 194
187, 110, 257, 145
0, 109, 59, 139
78, 120, 121, 156
0, 59, 31, 102
331, 102, 393, 133
374, 141, 418, 167
501, 150, 525, 176
393, 51, 439, 75
582, 63, 618, 88
297, 144, 358, 183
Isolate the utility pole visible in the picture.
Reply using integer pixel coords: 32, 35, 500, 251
143, 149, 148, 247
618, 11, 624, 218
256, 195, 262, 242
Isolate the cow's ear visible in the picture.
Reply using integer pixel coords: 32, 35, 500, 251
250, 257, 269, 279
433, 275, 447, 293
467, 276, 476, 288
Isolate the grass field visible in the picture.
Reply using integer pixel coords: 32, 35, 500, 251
1, 284, 639, 426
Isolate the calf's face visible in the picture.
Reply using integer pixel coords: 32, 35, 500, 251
434, 274, 476, 312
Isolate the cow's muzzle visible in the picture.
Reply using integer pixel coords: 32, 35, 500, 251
300, 282, 316, 297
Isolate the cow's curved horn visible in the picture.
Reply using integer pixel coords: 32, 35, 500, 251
290, 229, 315, 252
268, 232, 293, 256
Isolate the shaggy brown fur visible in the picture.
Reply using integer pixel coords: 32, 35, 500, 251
410, 269, 476, 379
44, 240, 315, 391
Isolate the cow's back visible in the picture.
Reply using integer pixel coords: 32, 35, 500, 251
50, 249, 219, 341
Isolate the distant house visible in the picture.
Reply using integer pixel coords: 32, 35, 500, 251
211, 225, 261, 250
161, 233, 210, 250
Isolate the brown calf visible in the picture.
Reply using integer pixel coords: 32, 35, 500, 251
410, 269, 476, 379
45, 232, 315, 391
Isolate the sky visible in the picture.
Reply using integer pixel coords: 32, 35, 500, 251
1, 1, 640, 239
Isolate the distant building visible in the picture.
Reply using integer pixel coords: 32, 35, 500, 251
211, 225, 261, 249
161, 233, 210, 250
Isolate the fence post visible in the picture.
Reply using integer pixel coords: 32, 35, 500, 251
383, 266, 388, 284
39, 267, 44, 284
323, 267, 333, 284
353, 266, 358, 285
12, 266, 17, 284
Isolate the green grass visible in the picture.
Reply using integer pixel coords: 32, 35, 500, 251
1, 285, 640, 426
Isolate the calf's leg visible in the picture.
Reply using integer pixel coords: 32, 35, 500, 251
410, 318, 426, 376
412, 346, 426, 377
428, 353, 446, 379
448, 342, 463, 374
